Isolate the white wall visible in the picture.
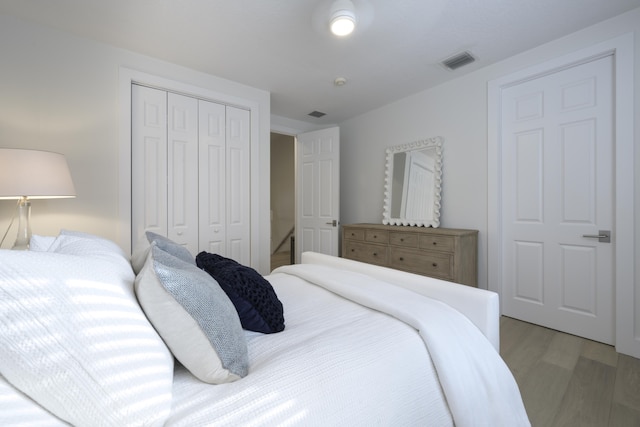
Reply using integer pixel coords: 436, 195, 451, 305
271, 114, 329, 135
340, 8, 640, 292
0, 15, 271, 272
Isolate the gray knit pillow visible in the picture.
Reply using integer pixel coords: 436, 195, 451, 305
135, 244, 248, 383
130, 231, 195, 274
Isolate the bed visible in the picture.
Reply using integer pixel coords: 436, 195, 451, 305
0, 230, 530, 426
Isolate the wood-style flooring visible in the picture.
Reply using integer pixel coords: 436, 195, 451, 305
500, 316, 640, 427
270, 250, 291, 272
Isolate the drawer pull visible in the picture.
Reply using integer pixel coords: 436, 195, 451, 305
373, 235, 377, 238
373, 252, 378, 256
432, 263, 438, 267
399, 257, 404, 261
351, 249, 355, 252
400, 238, 404, 242
432, 242, 437, 246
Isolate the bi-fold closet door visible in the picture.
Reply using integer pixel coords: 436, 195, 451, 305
131, 84, 251, 263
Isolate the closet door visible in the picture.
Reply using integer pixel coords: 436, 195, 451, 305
132, 87, 199, 254
131, 85, 168, 246
225, 106, 251, 264
132, 85, 251, 263
167, 93, 199, 254
198, 99, 226, 254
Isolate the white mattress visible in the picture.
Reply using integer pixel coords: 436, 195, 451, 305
166, 272, 453, 426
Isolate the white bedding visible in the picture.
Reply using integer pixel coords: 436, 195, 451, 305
166, 271, 454, 426
0, 245, 529, 426
274, 264, 530, 426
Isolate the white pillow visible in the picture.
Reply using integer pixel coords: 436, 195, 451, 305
46, 231, 136, 291
28, 235, 56, 252
135, 244, 248, 384
52, 229, 127, 258
0, 249, 174, 426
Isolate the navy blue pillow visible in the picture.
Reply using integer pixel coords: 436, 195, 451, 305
196, 252, 285, 334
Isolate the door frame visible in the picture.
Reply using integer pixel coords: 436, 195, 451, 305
269, 131, 296, 266
118, 67, 270, 274
271, 121, 341, 265
487, 34, 635, 356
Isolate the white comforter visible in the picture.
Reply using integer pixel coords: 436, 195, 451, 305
167, 268, 453, 426
273, 264, 530, 427
167, 264, 529, 427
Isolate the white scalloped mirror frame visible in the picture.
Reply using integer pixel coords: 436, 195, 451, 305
382, 136, 443, 227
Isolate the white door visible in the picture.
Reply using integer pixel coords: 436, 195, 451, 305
167, 93, 199, 253
133, 89, 199, 254
198, 103, 251, 263
402, 150, 435, 221
225, 106, 251, 264
198, 99, 226, 255
296, 127, 340, 262
131, 85, 168, 246
500, 55, 614, 344
133, 85, 251, 263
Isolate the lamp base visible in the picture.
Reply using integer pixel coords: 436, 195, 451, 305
12, 197, 31, 250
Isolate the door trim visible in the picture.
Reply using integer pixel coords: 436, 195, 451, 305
487, 33, 635, 356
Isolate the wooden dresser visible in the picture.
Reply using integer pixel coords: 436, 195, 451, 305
341, 223, 478, 286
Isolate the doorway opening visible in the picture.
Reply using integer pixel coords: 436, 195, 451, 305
270, 132, 295, 271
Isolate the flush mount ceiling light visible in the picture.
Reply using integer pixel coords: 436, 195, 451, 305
329, 0, 357, 36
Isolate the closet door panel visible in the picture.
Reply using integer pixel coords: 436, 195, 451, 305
226, 106, 251, 264
132, 86, 252, 265
198, 99, 226, 254
132, 85, 168, 247
168, 93, 199, 254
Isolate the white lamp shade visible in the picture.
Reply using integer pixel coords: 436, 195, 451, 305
0, 148, 76, 199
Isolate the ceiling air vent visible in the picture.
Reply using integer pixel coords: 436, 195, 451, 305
441, 51, 476, 71
308, 110, 326, 118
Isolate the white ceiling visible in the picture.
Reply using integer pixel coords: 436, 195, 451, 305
2, 0, 639, 125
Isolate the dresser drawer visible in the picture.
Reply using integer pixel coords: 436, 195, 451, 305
344, 241, 388, 266
365, 229, 389, 244
389, 232, 419, 248
344, 228, 365, 241
389, 248, 453, 280
341, 224, 477, 286
419, 235, 455, 252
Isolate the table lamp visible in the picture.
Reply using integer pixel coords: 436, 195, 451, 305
0, 148, 76, 250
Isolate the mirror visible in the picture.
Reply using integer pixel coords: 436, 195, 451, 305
382, 136, 443, 227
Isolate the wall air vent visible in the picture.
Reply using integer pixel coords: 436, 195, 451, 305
308, 110, 326, 118
441, 51, 476, 71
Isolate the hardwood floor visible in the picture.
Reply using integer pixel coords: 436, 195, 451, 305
500, 316, 640, 426
270, 251, 291, 272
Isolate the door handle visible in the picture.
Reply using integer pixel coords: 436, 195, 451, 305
582, 230, 610, 243
325, 220, 338, 227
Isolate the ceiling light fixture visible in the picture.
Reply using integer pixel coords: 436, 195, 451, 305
329, 0, 357, 37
